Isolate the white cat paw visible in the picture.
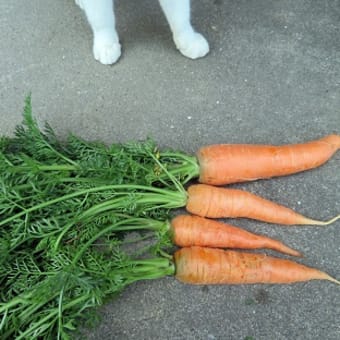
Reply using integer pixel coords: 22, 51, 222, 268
75, 0, 84, 10
93, 37, 121, 65
174, 31, 209, 59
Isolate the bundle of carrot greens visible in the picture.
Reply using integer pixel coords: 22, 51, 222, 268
0, 97, 193, 338
1, 97, 339, 338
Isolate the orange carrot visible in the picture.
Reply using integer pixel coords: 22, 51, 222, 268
174, 246, 339, 285
171, 215, 301, 256
186, 184, 340, 225
197, 134, 340, 185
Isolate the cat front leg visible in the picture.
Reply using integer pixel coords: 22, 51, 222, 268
76, 0, 121, 64
158, 0, 209, 59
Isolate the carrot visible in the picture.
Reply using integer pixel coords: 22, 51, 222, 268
197, 134, 340, 185
174, 246, 340, 285
171, 215, 301, 256
186, 184, 340, 225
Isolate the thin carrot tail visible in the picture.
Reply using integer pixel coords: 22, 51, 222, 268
266, 241, 302, 257
325, 275, 340, 285
299, 214, 340, 226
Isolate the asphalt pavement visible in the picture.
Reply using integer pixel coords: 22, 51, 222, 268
0, 1, 339, 339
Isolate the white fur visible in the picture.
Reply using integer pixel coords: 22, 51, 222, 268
76, 0, 209, 64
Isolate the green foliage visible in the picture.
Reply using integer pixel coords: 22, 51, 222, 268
0, 96, 186, 338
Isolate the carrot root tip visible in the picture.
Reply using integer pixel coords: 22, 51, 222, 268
305, 214, 340, 226
326, 275, 340, 285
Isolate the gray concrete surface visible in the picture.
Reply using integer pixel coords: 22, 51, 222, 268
1, 0, 339, 339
